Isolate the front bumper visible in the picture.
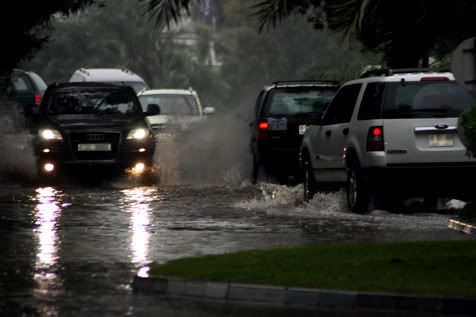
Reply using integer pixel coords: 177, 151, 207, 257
35, 138, 155, 169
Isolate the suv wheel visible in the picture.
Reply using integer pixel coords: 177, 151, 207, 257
303, 156, 317, 202
346, 158, 371, 213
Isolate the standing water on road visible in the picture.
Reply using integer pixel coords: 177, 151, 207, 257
0, 177, 471, 315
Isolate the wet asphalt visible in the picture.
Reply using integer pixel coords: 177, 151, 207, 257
0, 179, 473, 316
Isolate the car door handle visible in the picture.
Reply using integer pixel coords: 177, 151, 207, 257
325, 130, 332, 137
342, 128, 349, 135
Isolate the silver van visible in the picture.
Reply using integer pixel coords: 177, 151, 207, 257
69, 68, 148, 93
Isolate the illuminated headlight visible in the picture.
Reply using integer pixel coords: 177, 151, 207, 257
127, 128, 149, 140
40, 129, 63, 141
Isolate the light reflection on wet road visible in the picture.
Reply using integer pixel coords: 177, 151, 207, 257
0, 182, 473, 316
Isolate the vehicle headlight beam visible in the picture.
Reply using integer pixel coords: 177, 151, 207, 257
127, 128, 149, 140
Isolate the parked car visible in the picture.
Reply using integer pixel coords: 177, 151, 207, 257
34, 82, 159, 177
137, 88, 215, 136
69, 68, 149, 94
250, 80, 339, 184
0, 69, 48, 132
300, 69, 476, 213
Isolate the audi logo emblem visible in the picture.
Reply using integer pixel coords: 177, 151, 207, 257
86, 134, 105, 141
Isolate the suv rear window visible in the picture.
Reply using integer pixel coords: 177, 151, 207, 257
383, 81, 475, 119
263, 88, 337, 117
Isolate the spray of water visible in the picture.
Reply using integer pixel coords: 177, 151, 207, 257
0, 100, 37, 181
153, 108, 253, 186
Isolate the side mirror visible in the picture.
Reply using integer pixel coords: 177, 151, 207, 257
203, 107, 215, 115
145, 104, 160, 116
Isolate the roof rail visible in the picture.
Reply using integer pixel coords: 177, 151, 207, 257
273, 80, 339, 87
360, 68, 451, 78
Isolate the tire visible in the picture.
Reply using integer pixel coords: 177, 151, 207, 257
303, 156, 317, 202
346, 158, 372, 213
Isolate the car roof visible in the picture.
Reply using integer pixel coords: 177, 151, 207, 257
348, 69, 455, 85
47, 82, 136, 91
72, 68, 145, 83
262, 80, 339, 92
138, 89, 196, 96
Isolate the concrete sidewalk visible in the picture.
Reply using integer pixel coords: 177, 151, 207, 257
133, 275, 476, 316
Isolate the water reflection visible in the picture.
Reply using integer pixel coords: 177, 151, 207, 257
34, 187, 62, 268
121, 187, 155, 266
33, 187, 63, 313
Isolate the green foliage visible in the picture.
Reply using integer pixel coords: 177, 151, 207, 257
460, 105, 476, 158
26, 0, 378, 111
0, 0, 96, 86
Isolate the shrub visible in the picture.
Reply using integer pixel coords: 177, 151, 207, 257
459, 201, 476, 223
459, 105, 476, 157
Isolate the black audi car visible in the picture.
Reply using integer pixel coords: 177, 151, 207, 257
34, 82, 159, 177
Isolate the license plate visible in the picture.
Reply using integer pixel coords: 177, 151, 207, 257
299, 125, 308, 135
78, 143, 111, 151
268, 118, 287, 131
429, 134, 453, 147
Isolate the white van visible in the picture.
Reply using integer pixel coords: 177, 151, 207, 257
69, 68, 148, 93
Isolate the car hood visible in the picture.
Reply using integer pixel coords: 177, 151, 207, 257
146, 115, 205, 129
44, 115, 146, 132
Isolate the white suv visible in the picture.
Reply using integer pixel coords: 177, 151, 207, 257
300, 69, 476, 213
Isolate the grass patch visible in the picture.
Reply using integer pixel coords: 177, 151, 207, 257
150, 240, 476, 298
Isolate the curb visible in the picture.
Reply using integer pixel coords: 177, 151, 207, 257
132, 276, 476, 315
448, 219, 476, 236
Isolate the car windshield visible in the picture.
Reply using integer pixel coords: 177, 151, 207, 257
264, 88, 337, 117
139, 94, 199, 115
384, 81, 476, 118
47, 88, 142, 116
104, 81, 146, 94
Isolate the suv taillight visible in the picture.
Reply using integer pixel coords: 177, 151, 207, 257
35, 93, 42, 106
257, 120, 269, 140
366, 126, 384, 151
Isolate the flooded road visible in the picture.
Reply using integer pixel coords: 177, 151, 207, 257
0, 180, 472, 316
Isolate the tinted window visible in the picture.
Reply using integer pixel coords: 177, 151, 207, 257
12, 75, 32, 92
263, 88, 337, 117
48, 88, 141, 116
139, 94, 199, 115
383, 81, 475, 118
255, 90, 264, 116
322, 84, 362, 124
358, 82, 385, 120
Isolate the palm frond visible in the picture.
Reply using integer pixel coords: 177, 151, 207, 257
141, 0, 192, 27
251, 0, 290, 32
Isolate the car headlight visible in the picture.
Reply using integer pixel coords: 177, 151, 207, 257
40, 129, 63, 141
127, 128, 149, 140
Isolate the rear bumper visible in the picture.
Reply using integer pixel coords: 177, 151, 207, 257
363, 163, 476, 197
256, 145, 301, 171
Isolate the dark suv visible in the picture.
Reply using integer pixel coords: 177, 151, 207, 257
34, 82, 159, 177
250, 81, 339, 183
